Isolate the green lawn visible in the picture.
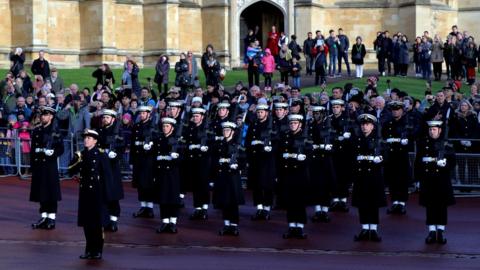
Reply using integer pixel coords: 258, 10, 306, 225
5, 68, 473, 99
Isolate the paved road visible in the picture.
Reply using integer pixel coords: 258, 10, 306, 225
0, 178, 478, 269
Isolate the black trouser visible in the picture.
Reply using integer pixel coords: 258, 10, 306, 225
280, 71, 289, 85
315, 67, 326, 85
193, 189, 210, 209
252, 188, 273, 207
157, 83, 168, 94
286, 205, 307, 224
378, 56, 386, 73
393, 63, 399, 76
400, 64, 408, 76
264, 73, 272, 87
83, 226, 104, 254
39, 201, 58, 213
358, 207, 379, 224
248, 65, 259, 87
338, 51, 351, 75
386, 58, 392, 74
107, 200, 121, 217
445, 61, 451, 78
433, 62, 443, 80
222, 204, 239, 224
160, 204, 178, 219
426, 206, 448, 225
137, 187, 155, 202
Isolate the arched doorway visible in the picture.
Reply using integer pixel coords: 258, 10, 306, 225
239, 1, 284, 59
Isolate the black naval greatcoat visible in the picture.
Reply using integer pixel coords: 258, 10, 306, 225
208, 116, 230, 180
97, 123, 124, 201
69, 147, 114, 227
351, 133, 387, 209
277, 130, 309, 207
330, 112, 354, 196
307, 117, 336, 206
245, 117, 276, 191
153, 133, 181, 205
212, 138, 245, 208
181, 120, 211, 193
130, 119, 156, 189
382, 116, 412, 200
415, 137, 456, 208
29, 123, 64, 203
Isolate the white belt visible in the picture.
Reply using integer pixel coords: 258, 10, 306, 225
134, 141, 145, 146
215, 136, 224, 141
251, 140, 264, 146
283, 153, 298, 159
35, 148, 47, 153
189, 144, 201, 149
157, 155, 172, 161
422, 157, 437, 163
313, 144, 333, 150
386, 138, 401, 143
219, 158, 231, 164
357, 155, 375, 161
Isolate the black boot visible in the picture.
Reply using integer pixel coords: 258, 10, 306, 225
354, 229, 370, 241
168, 223, 178, 234
296, 227, 307, 239
437, 230, 447, 245
32, 217, 47, 229
282, 227, 296, 239
251, 210, 265, 221
312, 211, 331, 223
89, 252, 102, 260
425, 231, 437, 244
397, 204, 407, 215
229, 226, 239, 236
156, 223, 170, 234
338, 201, 349, 212
330, 201, 340, 211
105, 221, 118, 232
190, 209, 208, 220
218, 225, 230, 236
369, 230, 382, 242
386, 204, 398, 214
44, 218, 56, 230
133, 207, 154, 218
79, 252, 92, 259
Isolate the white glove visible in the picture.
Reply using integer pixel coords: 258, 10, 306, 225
108, 151, 117, 159
282, 153, 289, 159
230, 163, 238, 170
264, 146, 272, 152
44, 149, 54, 156
338, 136, 345, 141
200, 146, 209, 152
170, 152, 179, 159
461, 140, 472, 147
297, 154, 306, 161
373, 156, 383, 164
401, 139, 409, 145
437, 158, 447, 167
325, 144, 333, 151
343, 132, 351, 139
143, 143, 152, 151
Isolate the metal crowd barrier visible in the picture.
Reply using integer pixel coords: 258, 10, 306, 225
0, 127, 477, 190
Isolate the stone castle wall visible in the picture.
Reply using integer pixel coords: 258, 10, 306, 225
0, 0, 479, 69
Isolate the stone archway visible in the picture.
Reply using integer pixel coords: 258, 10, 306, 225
230, 0, 293, 67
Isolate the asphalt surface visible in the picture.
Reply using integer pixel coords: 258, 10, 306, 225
0, 177, 479, 269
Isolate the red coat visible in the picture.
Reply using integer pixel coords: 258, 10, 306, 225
267, 31, 279, 56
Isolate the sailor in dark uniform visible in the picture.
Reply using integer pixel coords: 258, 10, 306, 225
279, 114, 309, 239
30, 106, 64, 230
214, 121, 245, 236
69, 129, 114, 260
96, 109, 125, 232
182, 107, 211, 220
154, 117, 182, 234
415, 120, 456, 245
307, 105, 336, 223
382, 101, 412, 215
166, 100, 183, 123
330, 99, 353, 212
352, 114, 386, 242
271, 102, 289, 208
245, 103, 276, 220
208, 102, 232, 189
131, 106, 156, 218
